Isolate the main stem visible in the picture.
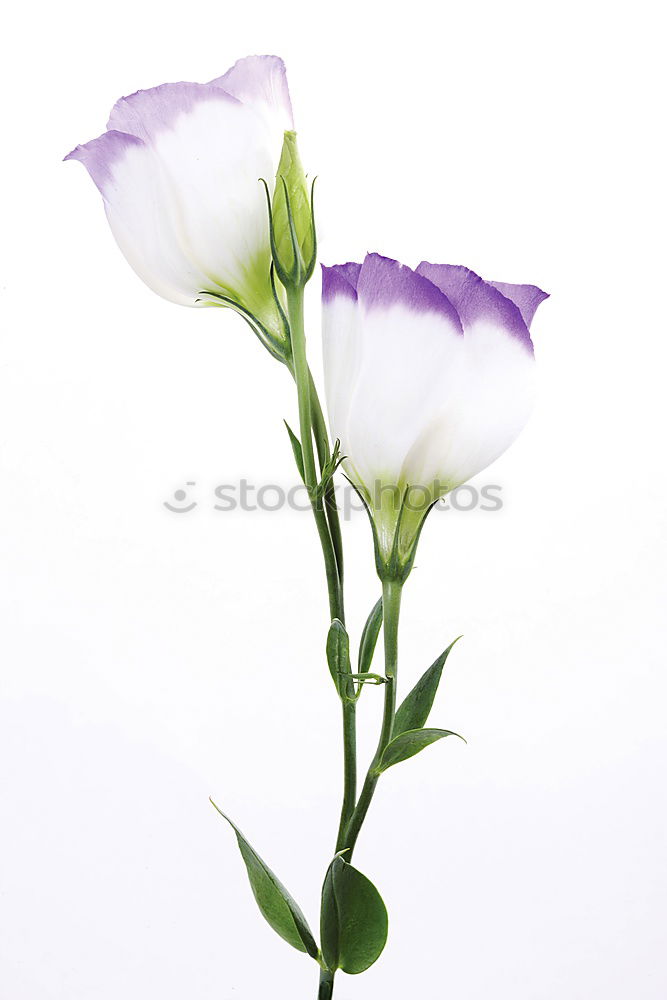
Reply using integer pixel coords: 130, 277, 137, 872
318, 969, 335, 1000
286, 287, 356, 1000
340, 578, 402, 858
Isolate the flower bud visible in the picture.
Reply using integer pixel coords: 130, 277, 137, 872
270, 131, 316, 288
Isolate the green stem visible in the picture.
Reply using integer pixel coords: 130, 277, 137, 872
308, 369, 330, 466
286, 288, 354, 1000
318, 967, 335, 999
309, 373, 355, 845
335, 698, 357, 851
287, 289, 342, 622
340, 578, 402, 857
286, 292, 355, 847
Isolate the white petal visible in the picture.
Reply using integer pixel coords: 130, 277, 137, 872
325, 256, 464, 498
70, 85, 279, 312
67, 129, 208, 304
343, 301, 466, 497
403, 319, 535, 490
210, 55, 294, 146
144, 94, 275, 298
322, 292, 364, 465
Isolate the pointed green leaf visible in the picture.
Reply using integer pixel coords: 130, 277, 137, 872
393, 636, 462, 736
210, 800, 318, 959
378, 728, 465, 772
326, 618, 351, 697
284, 420, 305, 482
320, 856, 388, 975
358, 597, 383, 676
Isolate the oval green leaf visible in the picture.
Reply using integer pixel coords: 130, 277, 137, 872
320, 856, 388, 975
358, 597, 383, 676
393, 636, 462, 736
378, 727, 465, 772
326, 618, 351, 697
210, 799, 318, 959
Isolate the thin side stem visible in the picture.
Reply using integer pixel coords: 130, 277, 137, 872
287, 289, 342, 622
309, 371, 345, 611
340, 579, 402, 857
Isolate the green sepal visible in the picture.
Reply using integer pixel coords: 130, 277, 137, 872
358, 597, 383, 676
320, 855, 388, 975
210, 799, 319, 959
393, 636, 462, 736
381, 488, 440, 584
326, 619, 352, 698
284, 420, 305, 482
378, 727, 465, 772
314, 439, 344, 503
196, 288, 289, 365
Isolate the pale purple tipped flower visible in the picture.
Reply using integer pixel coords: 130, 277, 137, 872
321, 253, 548, 563
66, 56, 293, 350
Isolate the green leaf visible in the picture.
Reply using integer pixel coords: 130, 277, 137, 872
326, 618, 351, 697
378, 728, 465, 772
320, 856, 388, 974
393, 636, 462, 736
284, 420, 305, 482
210, 800, 318, 959
358, 597, 383, 676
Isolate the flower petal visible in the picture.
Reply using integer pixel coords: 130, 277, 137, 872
487, 280, 549, 328
321, 261, 362, 302
358, 253, 463, 332
322, 270, 365, 464
417, 261, 533, 353
106, 81, 237, 140
65, 130, 144, 194
406, 262, 539, 489
71, 84, 280, 317
327, 256, 466, 511
401, 331, 535, 492
210, 54, 294, 134
67, 129, 211, 304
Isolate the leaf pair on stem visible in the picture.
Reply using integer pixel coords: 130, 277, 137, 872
210, 630, 464, 982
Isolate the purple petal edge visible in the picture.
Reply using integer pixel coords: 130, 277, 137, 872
488, 280, 549, 329
417, 261, 535, 352
64, 130, 145, 194
321, 262, 362, 302
106, 82, 238, 141
358, 254, 463, 332
210, 54, 294, 128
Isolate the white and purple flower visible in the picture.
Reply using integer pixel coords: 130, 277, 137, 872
66, 55, 294, 359
322, 253, 548, 573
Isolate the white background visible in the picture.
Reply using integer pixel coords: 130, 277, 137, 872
1, 1, 665, 997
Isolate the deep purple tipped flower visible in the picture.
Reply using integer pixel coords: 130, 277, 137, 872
66, 56, 293, 354
321, 253, 548, 565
